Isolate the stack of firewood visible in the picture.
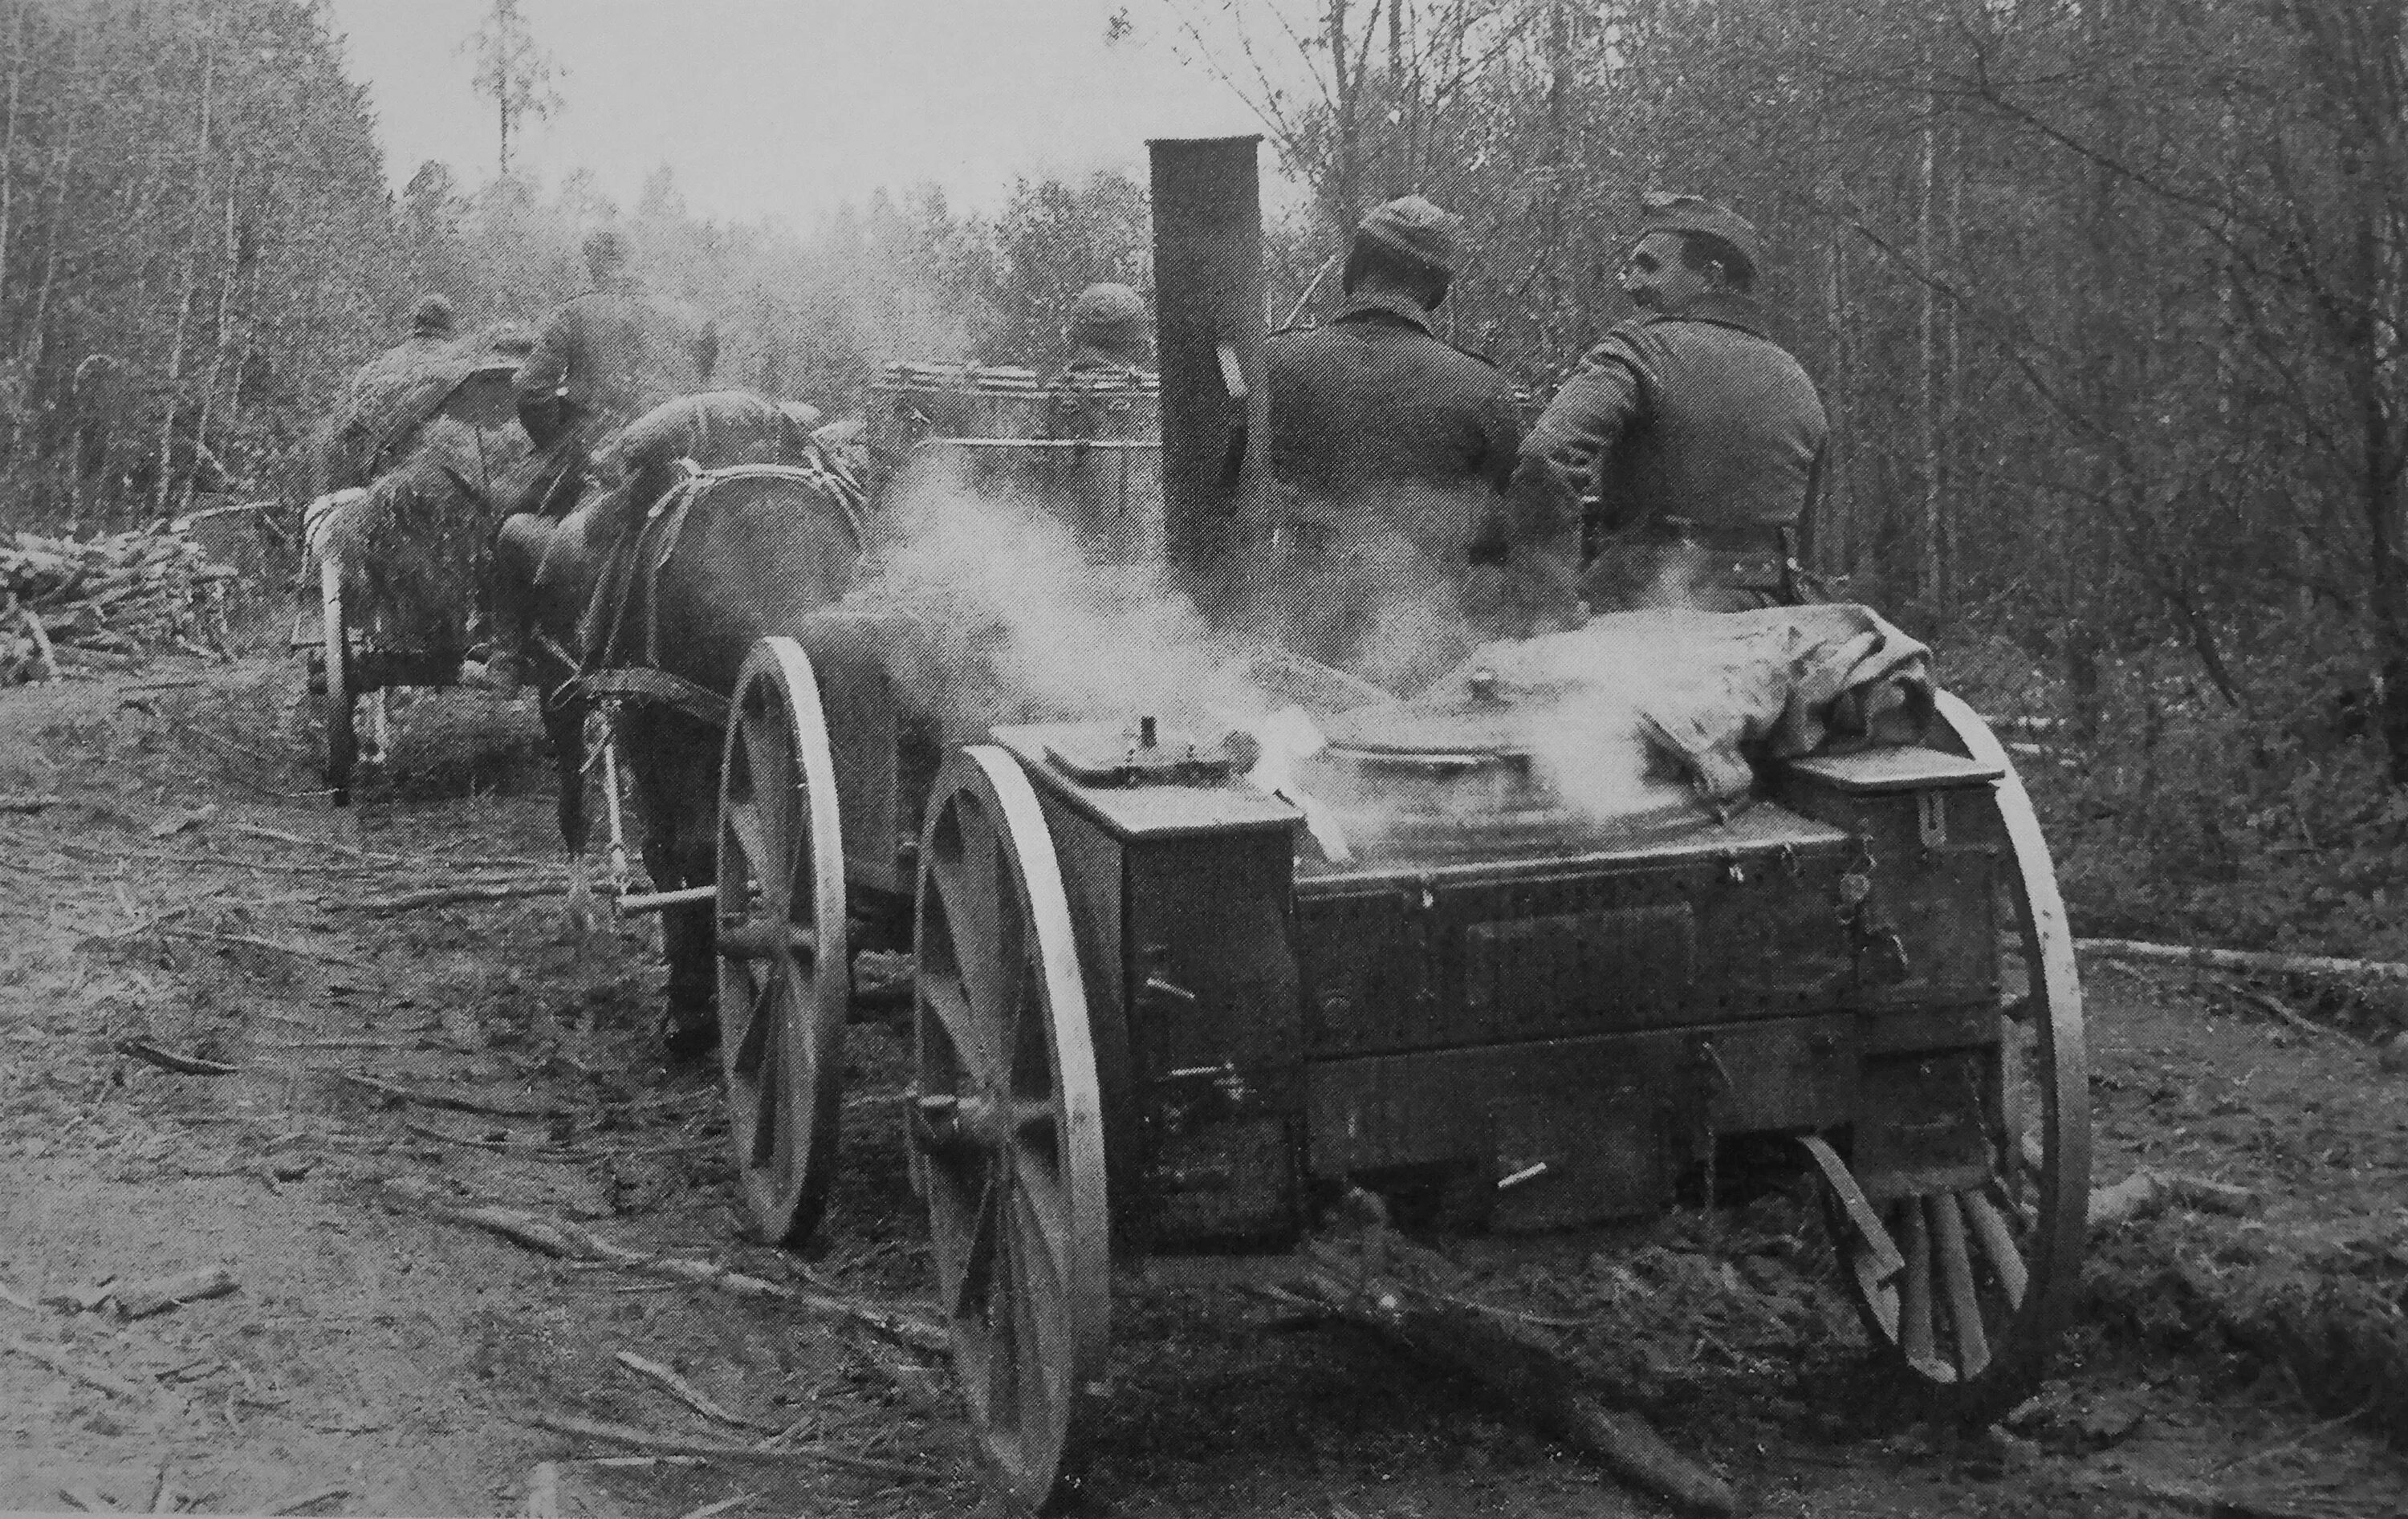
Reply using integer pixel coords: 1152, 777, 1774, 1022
1, 523, 237, 681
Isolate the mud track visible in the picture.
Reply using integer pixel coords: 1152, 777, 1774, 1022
2, 654, 2405, 1517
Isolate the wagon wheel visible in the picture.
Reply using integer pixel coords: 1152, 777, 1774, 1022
319, 554, 359, 805
909, 746, 1109, 1509
716, 636, 850, 1245
1820, 692, 2090, 1421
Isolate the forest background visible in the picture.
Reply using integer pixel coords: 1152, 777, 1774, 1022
0, 0, 2402, 965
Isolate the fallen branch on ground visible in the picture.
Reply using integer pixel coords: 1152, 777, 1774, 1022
114, 1040, 239, 1077
0, 792, 62, 812
113, 1265, 238, 1319
2081, 937, 2408, 985
673, 1491, 762, 1519
1295, 1227, 1734, 1517
348, 878, 567, 915
382, 1178, 944, 1352
615, 1350, 768, 1431
2223, 982, 2368, 1046
2089, 1169, 2258, 1229
258, 1484, 351, 1516
5, 1337, 153, 1400
531, 1411, 943, 1480
340, 1071, 559, 1119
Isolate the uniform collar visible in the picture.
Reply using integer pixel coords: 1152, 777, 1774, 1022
1649, 290, 1770, 339
1331, 289, 1436, 335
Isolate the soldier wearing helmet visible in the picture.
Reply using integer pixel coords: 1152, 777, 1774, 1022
1060, 282, 1153, 378
470, 228, 722, 688
513, 227, 721, 463
1262, 194, 1526, 689
1510, 193, 1829, 615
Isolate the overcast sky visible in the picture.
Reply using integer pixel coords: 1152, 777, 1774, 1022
321, 1, 1300, 228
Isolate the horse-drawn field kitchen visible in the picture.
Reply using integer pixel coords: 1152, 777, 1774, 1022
271, 135, 2091, 1509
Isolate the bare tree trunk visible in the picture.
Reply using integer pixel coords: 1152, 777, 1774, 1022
153, 18, 214, 519
184, 156, 238, 514
1917, 27, 1942, 607
14, 26, 75, 468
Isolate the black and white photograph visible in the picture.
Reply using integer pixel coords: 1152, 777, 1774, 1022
2, 2, 2406, 1514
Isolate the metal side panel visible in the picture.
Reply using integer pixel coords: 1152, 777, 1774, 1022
1299, 818, 1858, 1058
1304, 1014, 1861, 1230
1120, 827, 1305, 1246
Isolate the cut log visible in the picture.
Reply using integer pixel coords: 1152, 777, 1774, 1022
2081, 937, 2408, 985
1296, 1230, 1735, 1517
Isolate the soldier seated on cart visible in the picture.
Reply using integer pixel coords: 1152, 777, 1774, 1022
1510, 193, 1830, 615
510, 226, 722, 522
1261, 195, 1535, 692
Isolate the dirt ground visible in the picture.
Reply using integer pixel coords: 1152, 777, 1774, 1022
3, 652, 2406, 1518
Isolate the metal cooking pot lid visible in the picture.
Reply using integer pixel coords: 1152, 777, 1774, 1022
1318, 698, 1528, 757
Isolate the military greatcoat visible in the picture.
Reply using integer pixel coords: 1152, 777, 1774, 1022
1261, 291, 1527, 688
1511, 291, 1828, 613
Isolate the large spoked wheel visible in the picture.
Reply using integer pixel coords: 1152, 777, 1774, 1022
319, 554, 358, 805
909, 746, 1109, 1510
1822, 692, 2090, 1420
716, 636, 850, 1245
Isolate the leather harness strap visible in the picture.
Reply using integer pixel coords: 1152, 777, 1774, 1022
567, 665, 730, 729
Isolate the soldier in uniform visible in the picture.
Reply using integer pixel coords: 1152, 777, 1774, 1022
1058, 282, 1153, 378
1510, 193, 1828, 615
329, 294, 462, 489
467, 228, 720, 688
512, 226, 720, 510
1261, 195, 1527, 689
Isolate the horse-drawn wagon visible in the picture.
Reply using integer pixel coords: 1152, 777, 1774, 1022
292, 343, 527, 802
681, 138, 2090, 1508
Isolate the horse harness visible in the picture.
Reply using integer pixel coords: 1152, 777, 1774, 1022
563, 453, 867, 731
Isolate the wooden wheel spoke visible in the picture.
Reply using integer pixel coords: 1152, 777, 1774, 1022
953, 1164, 1004, 1322
1962, 1189, 2030, 1310
1007, 1215, 1060, 1440
1010, 1151, 1071, 1294
917, 973, 979, 1071
1930, 1192, 1991, 1377
725, 801, 776, 910
1898, 1198, 1954, 1383
749, 1008, 783, 1169
730, 970, 776, 1078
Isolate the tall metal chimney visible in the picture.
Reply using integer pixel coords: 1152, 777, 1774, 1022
1148, 136, 1266, 627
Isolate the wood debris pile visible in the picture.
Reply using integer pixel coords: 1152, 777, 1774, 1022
2, 523, 236, 681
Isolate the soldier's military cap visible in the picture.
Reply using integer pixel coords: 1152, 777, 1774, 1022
1068, 282, 1149, 342
1638, 192, 1762, 281
1354, 195, 1463, 278
410, 293, 456, 338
